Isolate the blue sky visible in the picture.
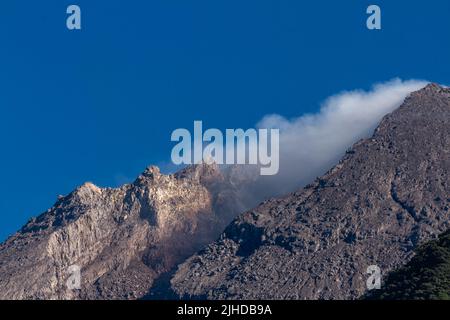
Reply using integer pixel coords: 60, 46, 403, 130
0, 0, 449, 240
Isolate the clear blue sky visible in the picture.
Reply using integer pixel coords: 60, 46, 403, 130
0, 0, 449, 240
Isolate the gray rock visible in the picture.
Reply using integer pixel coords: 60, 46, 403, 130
169, 83, 450, 300
0, 163, 256, 299
2, 83, 449, 300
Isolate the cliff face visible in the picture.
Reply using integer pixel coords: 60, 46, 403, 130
1, 84, 449, 300
0, 163, 255, 299
169, 84, 450, 299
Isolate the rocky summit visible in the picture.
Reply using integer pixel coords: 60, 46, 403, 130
0, 84, 449, 300
0, 163, 257, 299
168, 83, 450, 299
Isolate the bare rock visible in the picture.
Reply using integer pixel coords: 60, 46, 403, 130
169, 83, 450, 300
0, 162, 255, 299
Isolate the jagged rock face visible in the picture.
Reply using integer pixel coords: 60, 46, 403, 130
0, 163, 255, 299
2, 84, 449, 300
169, 84, 450, 300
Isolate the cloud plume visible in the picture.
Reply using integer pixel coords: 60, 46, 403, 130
254, 78, 428, 196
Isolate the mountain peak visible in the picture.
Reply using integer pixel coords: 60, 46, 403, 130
1, 82, 449, 300
423, 82, 445, 91
79, 182, 102, 193
410, 82, 450, 97
174, 162, 222, 183
142, 165, 161, 178
0, 159, 255, 299
169, 81, 450, 300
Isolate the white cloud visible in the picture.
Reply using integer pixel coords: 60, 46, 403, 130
255, 78, 428, 196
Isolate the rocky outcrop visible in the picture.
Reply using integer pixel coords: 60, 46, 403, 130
169, 83, 450, 299
2, 84, 449, 300
0, 163, 256, 299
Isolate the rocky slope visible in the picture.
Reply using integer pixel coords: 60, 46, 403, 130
169, 83, 450, 299
1, 83, 449, 300
0, 163, 257, 299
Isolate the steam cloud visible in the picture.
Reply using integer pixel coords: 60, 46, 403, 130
254, 78, 428, 197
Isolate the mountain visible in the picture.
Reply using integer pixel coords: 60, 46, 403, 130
366, 228, 450, 300
0, 163, 257, 299
1, 84, 449, 300
168, 83, 450, 299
